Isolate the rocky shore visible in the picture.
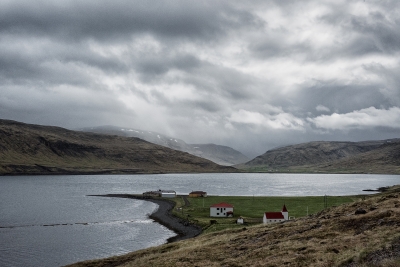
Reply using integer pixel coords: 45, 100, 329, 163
89, 194, 202, 243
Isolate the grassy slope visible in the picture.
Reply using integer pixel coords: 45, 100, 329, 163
238, 140, 400, 174
172, 195, 356, 234
0, 119, 236, 175
66, 185, 400, 267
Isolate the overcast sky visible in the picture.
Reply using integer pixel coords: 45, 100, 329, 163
1, 0, 400, 158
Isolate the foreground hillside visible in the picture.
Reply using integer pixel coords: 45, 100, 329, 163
0, 119, 236, 175
67, 185, 400, 267
239, 140, 400, 174
80, 126, 249, 166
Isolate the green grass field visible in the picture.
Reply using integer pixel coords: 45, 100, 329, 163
171, 195, 359, 233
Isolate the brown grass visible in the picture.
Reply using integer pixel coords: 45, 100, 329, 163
66, 185, 400, 267
0, 119, 236, 175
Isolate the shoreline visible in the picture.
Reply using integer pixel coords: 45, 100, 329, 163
88, 194, 202, 243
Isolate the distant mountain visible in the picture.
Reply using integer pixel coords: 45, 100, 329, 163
0, 119, 237, 175
80, 126, 249, 166
238, 139, 400, 174
189, 143, 249, 166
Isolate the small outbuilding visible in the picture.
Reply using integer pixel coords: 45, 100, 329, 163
143, 189, 176, 198
189, 191, 207, 198
161, 190, 176, 198
263, 204, 289, 224
210, 202, 234, 217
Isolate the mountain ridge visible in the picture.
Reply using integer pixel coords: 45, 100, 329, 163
239, 139, 400, 174
0, 119, 236, 175
79, 125, 249, 166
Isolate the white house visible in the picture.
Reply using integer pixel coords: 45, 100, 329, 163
161, 190, 176, 198
263, 204, 288, 224
210, 202, 234, 217
143, 189, 176, 198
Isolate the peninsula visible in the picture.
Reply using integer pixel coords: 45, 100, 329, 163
68, 185, 400, 267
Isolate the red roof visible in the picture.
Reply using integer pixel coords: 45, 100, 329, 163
210, 202, 234, 208
282, 204, 288, 212
264, 212, 284, 219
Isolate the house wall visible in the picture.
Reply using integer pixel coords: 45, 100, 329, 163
263, 218, 285, 224
262, 214, 285, 224
210, 207, 233, 217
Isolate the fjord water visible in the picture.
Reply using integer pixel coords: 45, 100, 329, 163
1, 173, 399, 267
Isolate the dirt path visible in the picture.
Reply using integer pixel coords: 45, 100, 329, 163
180, 194, 191, 207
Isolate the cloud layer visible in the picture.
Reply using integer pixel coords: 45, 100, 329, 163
1, 0, 399, 157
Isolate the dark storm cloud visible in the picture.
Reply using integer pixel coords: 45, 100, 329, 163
363, 63, 400, 105
290, 82, 390, 116
0, 36, 129, 87
317, 3, 400, 57
0, 0, 259, 42
134, 53, 201, 81
1, 0, 400, 158
348, 12, 400, 53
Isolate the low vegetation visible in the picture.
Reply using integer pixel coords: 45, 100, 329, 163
237, 140, 400, 174
171, 195, 357, 234
0, 119, 236, 175
66, 185, 400, 267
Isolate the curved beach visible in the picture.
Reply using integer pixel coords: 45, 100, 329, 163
90, 194, 202, 243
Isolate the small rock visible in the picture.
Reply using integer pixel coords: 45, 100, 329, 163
355, 208, 367, 215
332, 248, 340, 254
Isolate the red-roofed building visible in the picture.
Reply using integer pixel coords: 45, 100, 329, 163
210, 202, 234, 217
263, 205, 289, 224
189, 191, 207, 198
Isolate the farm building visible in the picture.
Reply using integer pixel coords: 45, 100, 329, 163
143, 189, 176, 198
189, 191, 207, 198
263, 204, 288, 224
210, 202, 234, 217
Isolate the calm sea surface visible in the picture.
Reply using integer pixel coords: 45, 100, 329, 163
0, 173, 399, 267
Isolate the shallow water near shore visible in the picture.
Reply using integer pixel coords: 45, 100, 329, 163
0, 173, 399, 267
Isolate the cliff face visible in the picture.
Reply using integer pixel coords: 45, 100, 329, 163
240, 140, 400, 174
0, 119, 237, 175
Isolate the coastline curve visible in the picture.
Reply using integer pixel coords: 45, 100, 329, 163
88, 194, 202, 243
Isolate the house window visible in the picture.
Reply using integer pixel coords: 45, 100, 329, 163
217, 213, 219, 215
217, 208, 220, 210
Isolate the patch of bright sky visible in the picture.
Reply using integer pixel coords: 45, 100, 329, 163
227, 109, 305, 131
87, 39, 129, 61
308, 106, 400, 130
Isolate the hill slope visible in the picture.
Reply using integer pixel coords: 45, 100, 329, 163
189, 143, 249, 166
67, 185, 400, 267
0, 120, 236, 175
80, 126, 249, 166
239, 140, 400, 174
